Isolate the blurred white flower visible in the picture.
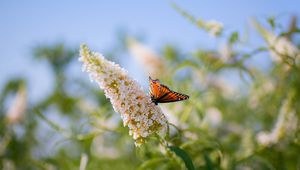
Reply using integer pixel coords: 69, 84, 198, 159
160, 105, 180, 126
79, 153, 88, 170
253, 20, 300, 66
172, 3, 223, 37
91, 135, 120, 159
79, 44, 168, 146
127, 38, 166, 78
184, 131, 198, 140
207, 75, 236, 98
256, 131, 272, 146
202, 107, 222, 128
2, 159, 15, 170
249, 79, 275, 109
205, 20, 223, 37
256, 97, 298, 146
6, 85, 27, 125
219, 44, 233, 62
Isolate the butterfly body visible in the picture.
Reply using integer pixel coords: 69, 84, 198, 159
149, 77, 189, 105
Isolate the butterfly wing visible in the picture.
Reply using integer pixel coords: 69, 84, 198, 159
149, 77, 161, 100
156, 84, 189, 103
149, 76, 189, 104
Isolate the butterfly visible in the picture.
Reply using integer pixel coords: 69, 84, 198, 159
149, 76, 189, 105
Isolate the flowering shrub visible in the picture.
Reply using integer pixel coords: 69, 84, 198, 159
0, 5, 299, 170
79, 44, 168, 146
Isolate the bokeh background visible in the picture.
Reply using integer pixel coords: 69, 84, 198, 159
1, 1, 300, 170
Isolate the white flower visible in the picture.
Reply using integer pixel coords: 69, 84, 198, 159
206, 75, 236, 98
202, 107, 222, 128
92, 135, 120, 159
253, 20, 300, 65
256, 96, 298, 146
205, 20, 223, 37
79, 44, 168, 146
172, 3, 223, 37
127, 38, 166, 78
249, 79, 275, 109
219, 44, 232, 62
256, 131, 272, 146
6, 85, 27, 125
79, 153, 88, 170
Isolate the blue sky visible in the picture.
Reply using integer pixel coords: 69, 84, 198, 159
1, 0, 300, 101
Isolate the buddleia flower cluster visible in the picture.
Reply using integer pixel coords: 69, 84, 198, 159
256, 95, 298, 146
172, 3, 223, 37
79, 44, 168, 146
6, 84, 27, 125
204, 20, 223, 37
253, 20, 300, 67
127, 38, 166, 78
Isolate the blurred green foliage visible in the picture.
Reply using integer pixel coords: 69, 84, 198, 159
1, 6, 300, 170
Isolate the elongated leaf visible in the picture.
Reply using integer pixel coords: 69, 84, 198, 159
204, 153, 215, 170
168, 146, 195, 170
229, 32, 239, 44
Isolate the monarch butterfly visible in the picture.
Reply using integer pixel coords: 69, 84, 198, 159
149, 76, 189, 105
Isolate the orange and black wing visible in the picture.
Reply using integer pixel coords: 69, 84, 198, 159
149, 76, 189, 104
149, 76, 161, 101
156, 84, 189, 103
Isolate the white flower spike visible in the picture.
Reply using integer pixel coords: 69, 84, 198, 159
205, 20, 223, 37
127, 38, 166, 78
6, 84, 27, 125
79, 44, 168, 146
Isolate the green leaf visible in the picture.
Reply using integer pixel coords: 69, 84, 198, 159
168, 146, 195, 170
203, 153, 215, 170
267, 17, 276, 29
229, 32, 239, 44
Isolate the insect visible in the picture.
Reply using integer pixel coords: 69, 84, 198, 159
149, 76, 189, 105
